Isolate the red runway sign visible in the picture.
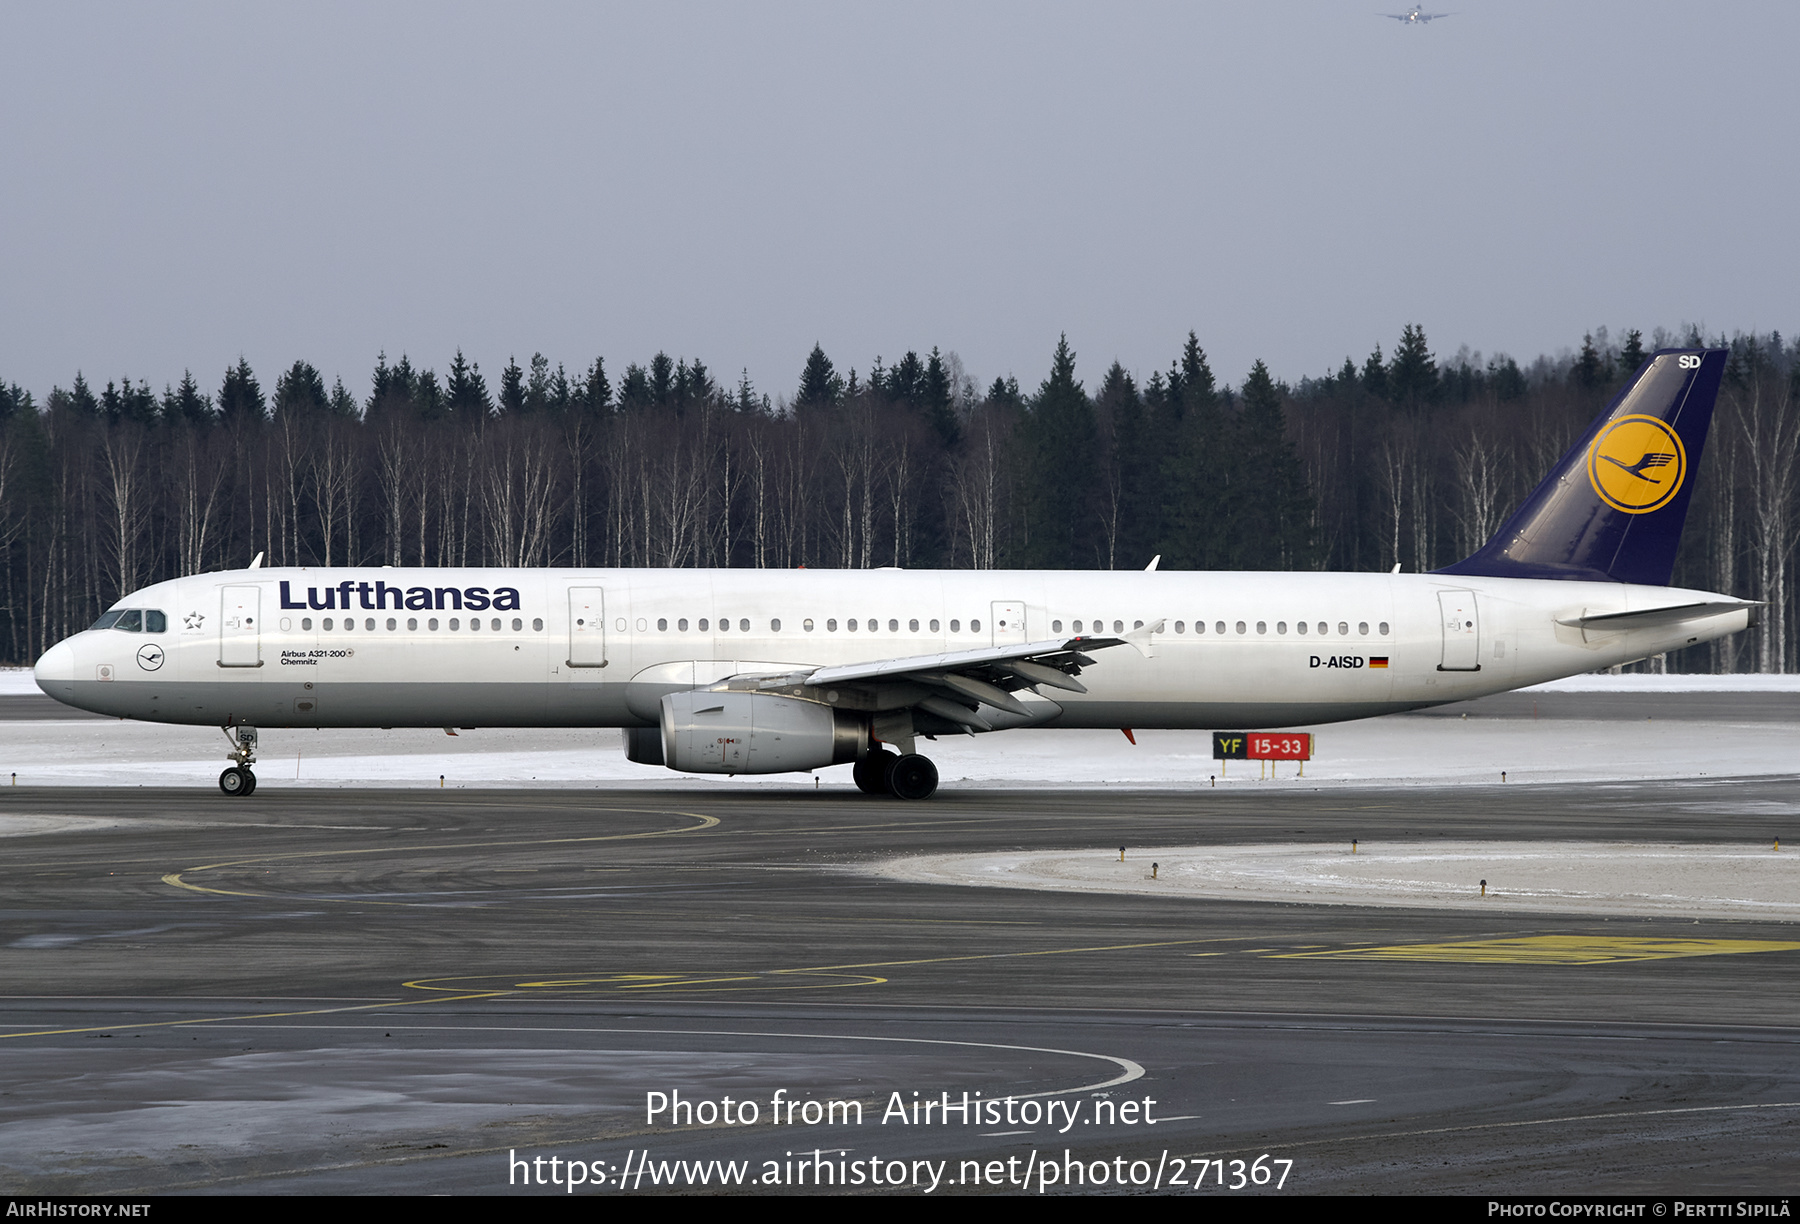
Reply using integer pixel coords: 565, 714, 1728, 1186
1213, 732, 1313, 761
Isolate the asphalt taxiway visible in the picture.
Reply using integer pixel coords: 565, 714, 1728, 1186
1, 779, 1796, 1195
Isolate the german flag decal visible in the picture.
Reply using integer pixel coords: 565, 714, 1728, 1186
1369, 657, 1390, 668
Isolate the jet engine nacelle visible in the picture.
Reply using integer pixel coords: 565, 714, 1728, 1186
659, 690, 868, 775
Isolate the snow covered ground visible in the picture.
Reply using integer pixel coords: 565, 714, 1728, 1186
873, 842, 1800, 921
0, 667, 1795, 791
4, 667, 1794, 917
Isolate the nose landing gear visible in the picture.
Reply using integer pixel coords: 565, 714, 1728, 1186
219, 725, 258, 797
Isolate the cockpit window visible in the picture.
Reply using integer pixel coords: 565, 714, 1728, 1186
89, 609, 164, 632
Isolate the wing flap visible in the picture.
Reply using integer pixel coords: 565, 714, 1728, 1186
800, 636, 1124, 687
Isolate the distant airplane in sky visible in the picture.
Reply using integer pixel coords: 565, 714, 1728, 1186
1384, 6, 1450, 23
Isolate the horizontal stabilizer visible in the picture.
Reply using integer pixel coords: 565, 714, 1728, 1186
1555, 601, 1760, 631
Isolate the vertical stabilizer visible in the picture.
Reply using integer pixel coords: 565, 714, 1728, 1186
1438, 348, 1725, 585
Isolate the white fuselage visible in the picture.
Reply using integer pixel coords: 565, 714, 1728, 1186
33, 566, 1749, 733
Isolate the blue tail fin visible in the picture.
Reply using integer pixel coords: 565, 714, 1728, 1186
1438, 348, 1726, 586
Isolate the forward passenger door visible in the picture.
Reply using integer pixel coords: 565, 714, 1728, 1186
568, 587, 607, 668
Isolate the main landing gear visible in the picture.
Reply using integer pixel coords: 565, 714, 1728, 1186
219, 725, 258, 797
852, 748, 939, 800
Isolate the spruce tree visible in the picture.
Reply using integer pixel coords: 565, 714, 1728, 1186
446, 350, 493, 418
1389, 324, 1438, 411
795, 344, 843, 409
1361, 344, 1389, 401
1236, 360, 1317, 568
1619, 328, 1647, 376
650, 353, 675, 407
498, 356, 525, 416
1097, 361, 1156, 567
218, 359, 265, 425
525, 353, 551, 414
1159, 336, 1223, 569
1573, 333, 1605, 391
923, 347, 958, 446
1017, 336, 1098, 568
617, 364, 651, 410
274, 361, 328, 417
165, 371, 212, 425
581, 357, 613, 414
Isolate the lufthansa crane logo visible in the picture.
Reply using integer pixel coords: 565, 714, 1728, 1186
1586, 414, 1686, 514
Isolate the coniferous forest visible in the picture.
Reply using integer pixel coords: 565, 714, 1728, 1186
0, 325, 1794, 672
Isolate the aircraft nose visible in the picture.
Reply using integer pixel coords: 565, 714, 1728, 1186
34, 639, 76, 695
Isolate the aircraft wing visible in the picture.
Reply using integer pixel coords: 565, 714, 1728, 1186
803, 637, 1114, 688
719, 622, 1164, 741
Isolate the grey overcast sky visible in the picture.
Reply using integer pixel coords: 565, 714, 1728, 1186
2, 2, 1795, 403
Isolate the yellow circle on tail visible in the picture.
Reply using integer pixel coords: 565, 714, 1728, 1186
1587, 414, 1686, 514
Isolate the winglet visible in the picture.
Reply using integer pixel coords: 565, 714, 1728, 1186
1145, 555, 1161, 572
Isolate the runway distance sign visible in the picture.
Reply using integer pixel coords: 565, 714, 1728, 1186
1213, 732, 1313, 761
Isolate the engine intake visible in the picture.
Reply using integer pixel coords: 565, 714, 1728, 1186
660, 691, 868, 775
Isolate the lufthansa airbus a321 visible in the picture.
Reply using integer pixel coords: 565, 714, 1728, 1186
33, 349, 1754, 800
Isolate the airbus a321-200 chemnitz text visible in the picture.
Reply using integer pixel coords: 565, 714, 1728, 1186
34, 349, 1755, 800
